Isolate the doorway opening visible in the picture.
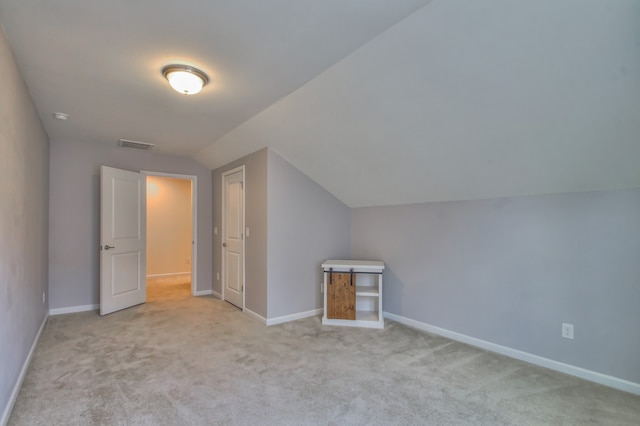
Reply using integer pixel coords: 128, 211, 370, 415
144, 172, 197, 300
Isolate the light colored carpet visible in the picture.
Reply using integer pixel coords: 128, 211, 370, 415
8, 279, 640, 425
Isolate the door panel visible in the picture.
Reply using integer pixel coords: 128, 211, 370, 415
225, 251, 241, 292
327, 272, 356, 320
100, 166, 146, 315
113, 178, 141, 238
223, 169, 244, 309
226, 183, 241, 238
111, 252, 142, 295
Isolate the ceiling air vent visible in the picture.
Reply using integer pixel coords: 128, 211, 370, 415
118, 139, 154, 151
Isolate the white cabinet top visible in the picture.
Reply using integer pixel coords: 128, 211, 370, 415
322, 259, 385, 272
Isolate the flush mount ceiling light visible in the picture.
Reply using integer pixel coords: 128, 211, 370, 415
162, 64, 209, 95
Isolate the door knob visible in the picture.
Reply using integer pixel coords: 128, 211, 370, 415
104, 245, 115, 250
222, 242, 227, 247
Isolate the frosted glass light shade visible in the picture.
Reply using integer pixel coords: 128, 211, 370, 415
162, 65, 208, 95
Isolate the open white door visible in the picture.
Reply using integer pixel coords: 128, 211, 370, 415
100, 166, 146, 315
222, 167, 244, 309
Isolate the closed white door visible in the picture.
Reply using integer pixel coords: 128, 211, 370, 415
100, 166, 146, 315
222, 168, 244, 309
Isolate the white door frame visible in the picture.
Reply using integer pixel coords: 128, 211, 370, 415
142, 171, 198, 296
221, 165, 245, 309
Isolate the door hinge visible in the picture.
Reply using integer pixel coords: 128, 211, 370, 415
241, 181, 244, 189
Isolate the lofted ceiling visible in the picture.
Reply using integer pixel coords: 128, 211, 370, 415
0, 0, 431, 155
2, 0, 640, 207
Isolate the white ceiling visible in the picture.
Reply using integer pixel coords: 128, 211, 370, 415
0, 0, 431, 154
2, 0, 640, 207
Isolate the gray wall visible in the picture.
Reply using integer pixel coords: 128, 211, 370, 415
267, 150, 350, 318
48, 140, 213, 309
212, 148, 268, 318
0, 29, 49, 420
351, 189, 640, 383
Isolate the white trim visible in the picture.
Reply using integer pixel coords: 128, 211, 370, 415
1, 314, 48, 426
142, 171, 198, 297
194, 289, 212, 296
322, 317, 384, 329
383, 312, 640, 396
266, 308, 322, 326
146, 272, 191, 278
244, 308, 267, 325
212, 291, 222, 299
49, 304, 99, 315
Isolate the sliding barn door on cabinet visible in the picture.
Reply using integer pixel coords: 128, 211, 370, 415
327, 272, 356, 320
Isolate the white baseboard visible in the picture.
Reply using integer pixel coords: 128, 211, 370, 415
383, 312, 640, 396
194, 289, 212, 296
49, 304, 99, 316
146, 272, 191, 278
2, 313, 48, 426
211, 291, 221, 299
244, 308, 267, 325
266, 308, 323, 326
244, 308, 322, 326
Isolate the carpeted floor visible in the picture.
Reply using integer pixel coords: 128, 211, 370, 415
8, 279, 640, 425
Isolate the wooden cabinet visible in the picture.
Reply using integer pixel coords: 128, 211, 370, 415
322, 260, 384, 329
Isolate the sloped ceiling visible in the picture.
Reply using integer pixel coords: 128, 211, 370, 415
0, 0, 431, 155
2, 0, 640, 207
199, 0, 640, 207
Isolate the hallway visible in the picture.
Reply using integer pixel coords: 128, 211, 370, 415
146, 274, 192, 302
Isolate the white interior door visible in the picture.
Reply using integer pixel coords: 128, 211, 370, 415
222, 168, 244, 309
100, 166, 146, 315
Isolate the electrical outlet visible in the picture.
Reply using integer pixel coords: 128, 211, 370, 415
562, 323, 574, 339
320, 283, 323, 293
42, 292, 46, 304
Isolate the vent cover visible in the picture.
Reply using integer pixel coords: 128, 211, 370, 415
118, 139, 154, 150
